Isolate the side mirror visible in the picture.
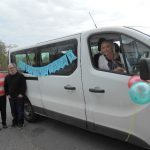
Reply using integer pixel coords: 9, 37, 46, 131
139, 58, 150, 80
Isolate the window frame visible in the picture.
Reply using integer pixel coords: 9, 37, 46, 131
38, 39, 78, 76
88, 32, 128, 75
11, 48, 38, 73
10, 38, 78, 76
88, 31, 150, 75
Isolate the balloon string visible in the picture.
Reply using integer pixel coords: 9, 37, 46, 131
125, 107, 136, 142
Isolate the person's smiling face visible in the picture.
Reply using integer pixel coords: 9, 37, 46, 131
101, 41, 114, 60
8, 64, 17, 75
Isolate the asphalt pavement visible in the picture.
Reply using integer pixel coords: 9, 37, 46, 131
0, 103, 144, 150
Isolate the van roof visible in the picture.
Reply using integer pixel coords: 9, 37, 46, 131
9, 26, 150, 52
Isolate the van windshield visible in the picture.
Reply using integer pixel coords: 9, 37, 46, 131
126, 26, 150, 38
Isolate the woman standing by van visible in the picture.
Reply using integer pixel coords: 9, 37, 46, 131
4, 63, 26, 128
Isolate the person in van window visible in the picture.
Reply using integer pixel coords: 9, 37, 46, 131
98, 40, 125, 73
94, 38, 121, 68
4, 63, 27, 129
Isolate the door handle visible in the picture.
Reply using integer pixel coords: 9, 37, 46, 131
64, 85, 76, 90
89, 88, 105, 93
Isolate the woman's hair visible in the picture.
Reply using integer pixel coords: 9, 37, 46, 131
98, 38, 106, 51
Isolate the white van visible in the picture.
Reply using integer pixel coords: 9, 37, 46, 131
9, 26, 150, 149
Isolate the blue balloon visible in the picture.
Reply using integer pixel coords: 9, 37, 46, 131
129, 82, 150, 105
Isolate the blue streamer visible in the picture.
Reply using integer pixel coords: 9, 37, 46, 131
18, 61, 26, 71
66, 50, 77, 63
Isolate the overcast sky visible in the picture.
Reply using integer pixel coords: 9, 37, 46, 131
0, 0, 150, 48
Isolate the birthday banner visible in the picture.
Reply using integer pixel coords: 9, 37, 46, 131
18, 50, 77, 76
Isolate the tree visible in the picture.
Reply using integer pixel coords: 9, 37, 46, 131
0, 41, 8, 71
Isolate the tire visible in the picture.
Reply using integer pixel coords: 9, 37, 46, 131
24, 100, 37, 122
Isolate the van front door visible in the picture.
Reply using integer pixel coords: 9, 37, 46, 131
81, 32, 134, 141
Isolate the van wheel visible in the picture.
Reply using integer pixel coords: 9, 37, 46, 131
24, 100, 37, 122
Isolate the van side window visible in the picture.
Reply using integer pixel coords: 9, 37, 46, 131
11, 48, 37, 72
11, 39, 77, 76
41, 52, 49, 64
121, 35, 150, 74
39, 39, 77, 75
14, 53, 27, 69
26, 52, 36, 67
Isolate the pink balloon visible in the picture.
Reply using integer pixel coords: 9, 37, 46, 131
128, 75, 145, 88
